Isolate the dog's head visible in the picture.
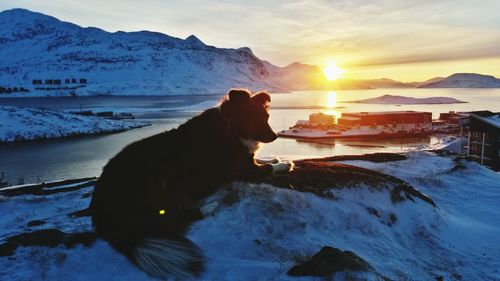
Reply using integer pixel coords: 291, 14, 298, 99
221, 88, 278, 144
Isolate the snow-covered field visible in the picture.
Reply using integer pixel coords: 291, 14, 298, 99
0, 106, 149, 142
0, 151, 498, 280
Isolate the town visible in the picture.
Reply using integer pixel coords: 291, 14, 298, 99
279, 110, 500, 171
0, 77, 88, 94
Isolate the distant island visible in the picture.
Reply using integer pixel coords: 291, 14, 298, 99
347, 94, 467, 104
418, 73, 500, 88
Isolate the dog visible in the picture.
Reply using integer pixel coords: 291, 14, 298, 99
90, 89, 292, 279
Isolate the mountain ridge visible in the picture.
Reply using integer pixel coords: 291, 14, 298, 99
0, 8, 499, 96
0, 8, 293, 95
419, 73, 500, 88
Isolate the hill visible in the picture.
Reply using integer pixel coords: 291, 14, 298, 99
348, 94, 466, 104
419, 73, 500, 88
0, 9, 324, 96
1, 152, 499, 280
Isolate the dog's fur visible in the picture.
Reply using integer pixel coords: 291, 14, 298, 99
90, 89, 285, 279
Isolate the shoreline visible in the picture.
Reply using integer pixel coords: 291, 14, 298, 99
0, 105, 152, 143
0, 123, 151, 144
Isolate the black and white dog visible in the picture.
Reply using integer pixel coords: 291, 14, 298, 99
90, 89, 292, 279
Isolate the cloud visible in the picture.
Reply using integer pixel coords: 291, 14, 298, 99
1, 0, 499, 70
354, 42, 500, 67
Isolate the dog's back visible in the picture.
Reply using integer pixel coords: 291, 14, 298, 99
90, 89, 281, 279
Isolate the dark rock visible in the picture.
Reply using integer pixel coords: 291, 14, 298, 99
287, 246, 372, 277
68, 207, 92, 217
27, 219, 46, 227
0, 229, 97, 256
257, 160, 436, 207
299, 152, 407, 163
81, 192, 92, 199
366, 207, 380, 218
389, 213, 397, 224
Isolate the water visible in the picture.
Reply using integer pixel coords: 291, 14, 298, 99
1, 88, 500, 184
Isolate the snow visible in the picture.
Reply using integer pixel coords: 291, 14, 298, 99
482, 114, 500, 128
1, 9, 498, 98
0, 106, 149, 142
1, 151, 499, 280
0, 8, 314, 97
349, 94, 466, 104
430, 136, 465, 153
469, 112, 500, 129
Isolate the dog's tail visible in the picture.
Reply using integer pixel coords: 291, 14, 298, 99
110, 236, 205, 280
131, 236, 204, 279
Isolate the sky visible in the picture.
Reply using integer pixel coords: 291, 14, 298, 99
1, 0, 499, 81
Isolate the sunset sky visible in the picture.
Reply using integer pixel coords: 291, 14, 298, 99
2, 0, 499, 81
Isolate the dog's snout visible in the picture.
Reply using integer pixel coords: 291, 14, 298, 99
270, 132, 278, 142
260, 130, 278, 143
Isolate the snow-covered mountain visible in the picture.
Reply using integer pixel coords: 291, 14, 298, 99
0, 8, 323, 96
419, 73, 500, 88
1, 9, 499, 97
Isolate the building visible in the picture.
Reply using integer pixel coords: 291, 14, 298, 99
309, 113, 335, 128
439, 111, 469, 127
337, 111, 432, 129
467, 111, 500, 171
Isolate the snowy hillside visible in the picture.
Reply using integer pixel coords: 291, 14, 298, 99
349, 94, 466, 104
0, 106, 149, 142
0, 9, 324, 96
420, 73, 500, 88
0, 151, 498, 280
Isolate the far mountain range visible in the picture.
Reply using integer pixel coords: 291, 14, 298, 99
0, 8, 499, 96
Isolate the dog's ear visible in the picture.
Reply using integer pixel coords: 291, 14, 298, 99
228, 89, 251, 105
251, 91, 271, 106
221, 89, 251, 118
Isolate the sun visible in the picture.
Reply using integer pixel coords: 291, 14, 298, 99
323, 62, 345, 81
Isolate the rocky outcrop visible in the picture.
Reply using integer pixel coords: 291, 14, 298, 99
287, 246, 372, 276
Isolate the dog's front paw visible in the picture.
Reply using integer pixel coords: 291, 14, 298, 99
200, 201, 219, 217
272, 161, 294, 174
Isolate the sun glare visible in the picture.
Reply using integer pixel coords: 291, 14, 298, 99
323, 91, 340, 120
323, 62, 345, 81
326, 91, 337, 108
